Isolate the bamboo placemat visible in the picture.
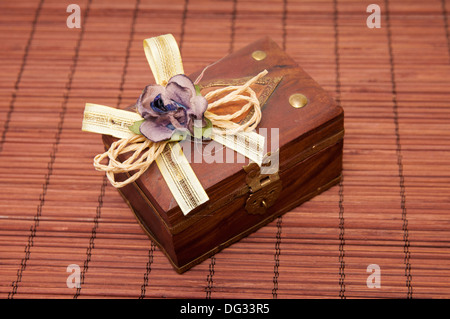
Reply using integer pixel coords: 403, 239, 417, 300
0, 0, 449, 299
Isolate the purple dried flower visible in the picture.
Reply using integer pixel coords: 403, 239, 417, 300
136, 74, 208, 142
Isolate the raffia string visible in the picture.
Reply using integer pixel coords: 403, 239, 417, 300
93, 69, 268, 188
94, 136, 168, 188
206, 69, 267, 134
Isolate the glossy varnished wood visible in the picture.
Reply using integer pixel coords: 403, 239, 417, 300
103, 37, 344, 272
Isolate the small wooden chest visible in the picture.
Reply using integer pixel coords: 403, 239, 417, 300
103, 37, 344, 273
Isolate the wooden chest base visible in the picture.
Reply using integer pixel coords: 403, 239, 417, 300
116, 139, 342, 273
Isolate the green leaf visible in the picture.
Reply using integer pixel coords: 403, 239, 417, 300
195, 84, 202, 96
202, 118, 213, 138
128, 119, 144, 135
193, 118, 213, 139
168, 130, 189, 142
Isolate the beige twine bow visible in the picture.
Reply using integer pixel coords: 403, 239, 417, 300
93, 69, 268, 188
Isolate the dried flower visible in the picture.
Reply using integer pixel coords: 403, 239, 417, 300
136, 74, 208, 142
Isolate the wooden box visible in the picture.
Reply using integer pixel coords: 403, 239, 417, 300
103, 37, 344, 273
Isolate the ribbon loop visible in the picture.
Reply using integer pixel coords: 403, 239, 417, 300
82, 103, 143, 139
143, 34, 184, 86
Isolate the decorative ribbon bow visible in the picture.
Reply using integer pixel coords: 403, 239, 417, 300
82, 34, 268, 215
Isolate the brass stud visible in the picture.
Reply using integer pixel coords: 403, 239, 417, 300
252, 50, 267, 61
261, 200, 267, 208
289, 93, 308, 108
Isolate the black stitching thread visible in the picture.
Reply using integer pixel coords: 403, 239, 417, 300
272, 216, 283, 299
272, 0, 287, 300
73, 0, 140, 299
385, 0, 413, 299
0, 0, 44, 154
333, 0, 346, 299
229, 0, 237, 54
281, 0, 287, 51
139, 241, 156, 299
442, 0, 450, 62
178, 0, 189, 53
116, 0, 140, 109
338, 178, 345, 298
7, 0, 90, 299
73, 176, 106, 298
205, 256, 216, 299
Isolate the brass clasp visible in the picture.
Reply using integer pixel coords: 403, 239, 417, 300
243, 151, 282, 215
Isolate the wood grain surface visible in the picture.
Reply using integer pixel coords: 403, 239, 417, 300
0, 0, 449, 299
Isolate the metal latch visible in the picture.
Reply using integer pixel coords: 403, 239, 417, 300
243, 151, 282, 215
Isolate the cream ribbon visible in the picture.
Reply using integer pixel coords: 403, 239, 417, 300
82, 34, 266, 215
144, 34, 184, 86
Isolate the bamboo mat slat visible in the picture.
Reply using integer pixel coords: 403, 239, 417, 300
0, 0, 449, 299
